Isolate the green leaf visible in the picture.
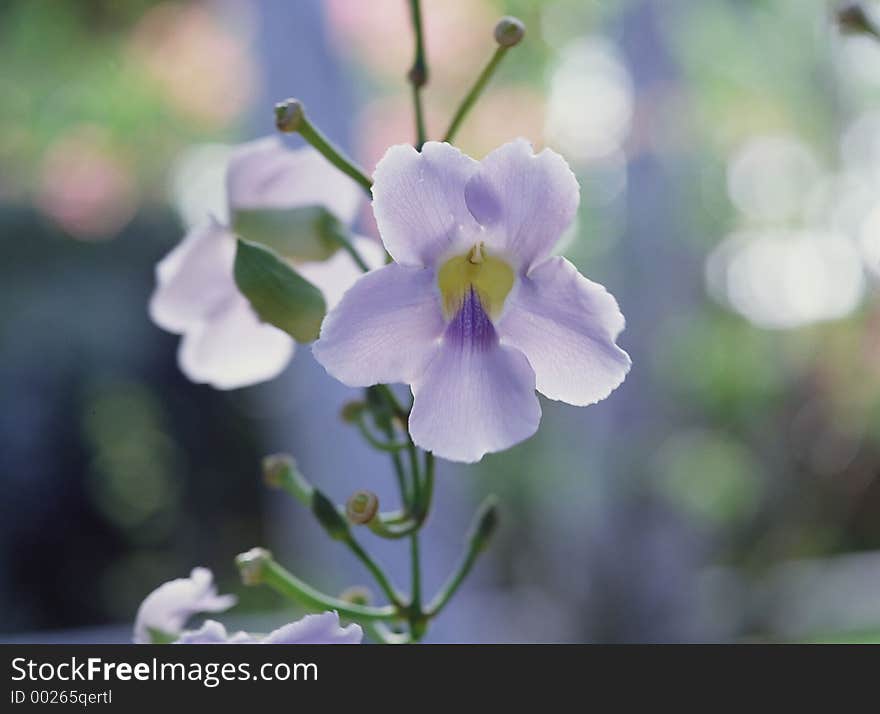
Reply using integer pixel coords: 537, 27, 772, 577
234, 239, 326, 343
231, 204, 346, 262
147, 627, 179, 644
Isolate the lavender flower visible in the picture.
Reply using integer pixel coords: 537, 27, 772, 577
314, 139, 630, 462
133, 567, 236, 644
149, 137, 383, 389
134, 568, 361, 644
174, 613, 361, 645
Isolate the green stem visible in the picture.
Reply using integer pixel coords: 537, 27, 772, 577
443, 46, 509, 144
342, 535, 406, 608
367, 451, 435, 539
425, 549, 478, 619
407, 439, 421, 509
376, 384, 409, 421
411, 84, 427, 150
408, 532, 425, 639
268, 458, 405, 609
265, 458, 312, 507
426, 496, 498, 618
327, 221, 371, 273
377, 508, 409, 525
390, 446, 411, 508
368, 517, 419, 539
419, 452, 435, 520
355, 414, 408, 452
407, 0, 428, 148
298, 116, 373, 195
363, 621, 412, 645
259, 558, 397, 622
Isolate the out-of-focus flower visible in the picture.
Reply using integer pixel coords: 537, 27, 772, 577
325, 0, 494, 86
706, 230, 865, 330
545, 38, 633, 164
452, 87, 546, 158
37, 126, 138, 240
150, 137, 384, 389
726, 135, 820, 223
174, 613, 362, 644
356, 88, 545, 176
170, 143, 234, 229
314, 140, 630, 462
133, 567, 236, 644
356, 95, 445, 175
128, 2, 257, 129
134, 569, 361, 644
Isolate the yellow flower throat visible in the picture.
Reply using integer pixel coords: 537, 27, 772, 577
437, 243, 514, 321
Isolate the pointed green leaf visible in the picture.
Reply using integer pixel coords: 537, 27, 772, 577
232, 204, 346, 262
234, 239, 326, 342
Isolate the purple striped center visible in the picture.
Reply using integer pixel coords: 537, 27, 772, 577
445, 287, 497, 352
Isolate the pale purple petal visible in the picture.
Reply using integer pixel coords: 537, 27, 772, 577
174, 613, 361, 645
226, 137, 361, 224
149, 219, 236, 333
261, 612, 362, 644
371, 142, 481, 267
133, 568, 236, 644
178, 295, 294, 390
498, 256, 630, 406
313, 263, 445, 387
409, 292, 541, 462
465, 139, 579, 270
296, 235, 386, 310
173, 620, 239, 644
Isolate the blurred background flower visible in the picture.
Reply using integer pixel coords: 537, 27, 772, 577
5, 0, 880, 643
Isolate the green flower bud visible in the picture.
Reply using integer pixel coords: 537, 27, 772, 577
275, 98, 305, 133
340, 400, 366, 424
346, 490, 379, 525
494, 16, 525, 48
470, 496, 500, 553
312, 489, 350, 541
261, 453, 313, 507
236, 547, 272, 586
262, 453, 293, 488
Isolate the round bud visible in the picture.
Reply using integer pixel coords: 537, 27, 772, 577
340, 400, 366, 424
346, 490, 379, 525
275, 98, 305, 133
339, 586, 371, 606
262, 453, 295, 488
494, 16, 525, 48
236, 547, 272, 586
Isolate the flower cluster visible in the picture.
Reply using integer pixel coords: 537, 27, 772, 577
140, 10, 631, 646
152, 138, 629, 461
